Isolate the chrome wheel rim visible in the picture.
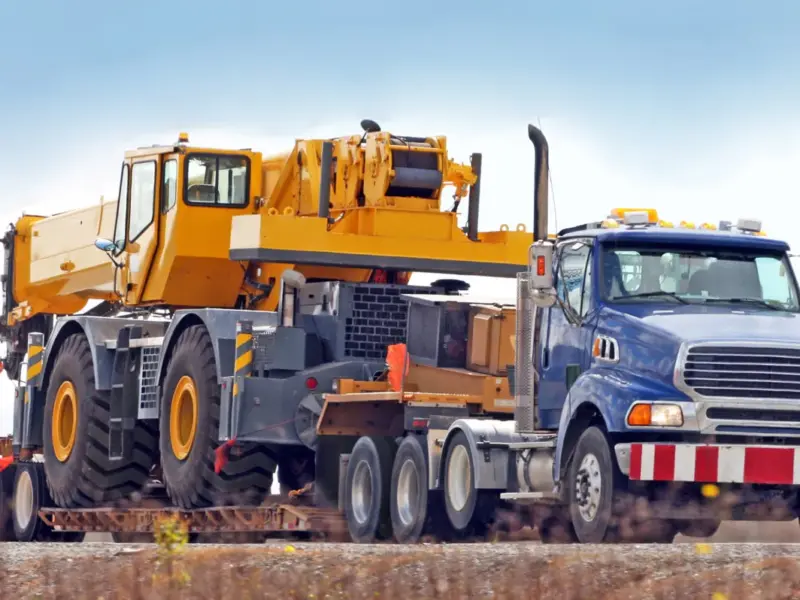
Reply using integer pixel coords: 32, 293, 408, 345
396, 458, 419, 527
351, 460, 373, 525
14, 470, 34, 532
575, 453, 602, 522
447, 445, 471, 512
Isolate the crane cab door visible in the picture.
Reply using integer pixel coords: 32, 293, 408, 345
110, 154, 167, 305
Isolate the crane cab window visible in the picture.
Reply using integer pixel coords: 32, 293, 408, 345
129, 161, 156, 241
185, 154, 249, 207
162, 159, 177, 213
112, 163, 130, 254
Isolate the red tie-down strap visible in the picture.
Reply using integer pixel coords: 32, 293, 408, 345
0, 456, 14, 472
214, 439, 237, 474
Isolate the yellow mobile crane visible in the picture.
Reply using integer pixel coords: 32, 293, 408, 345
0, 120, 539, 541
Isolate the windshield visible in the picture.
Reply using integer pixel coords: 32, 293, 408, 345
600, 244, 800, 312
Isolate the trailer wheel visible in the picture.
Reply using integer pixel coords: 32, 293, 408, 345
442, 430, 497, 536
160, 324, 276, 509
12, 462, 53, 541
0, 466, 16, 541
344, 436, 395, 543
390, 435, 430, 543
565, 426, 622, 543
43, 332, 158, 508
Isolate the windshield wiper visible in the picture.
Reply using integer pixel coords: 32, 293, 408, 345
609, 291, 689, 304
701, 297, 784, 311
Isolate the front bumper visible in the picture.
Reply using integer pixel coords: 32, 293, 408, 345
615, 442, 800, 486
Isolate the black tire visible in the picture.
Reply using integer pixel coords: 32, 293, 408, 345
566, 426, 622, 543
159, 324, 276, 509
43, 333, 158, 508
344, 436, 395, 543
390, 436, 429, 543
0, 466, 16, 541
442, 430, 497, 537
12, 462, 54, 542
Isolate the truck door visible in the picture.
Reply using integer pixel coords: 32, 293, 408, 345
117, 155, 164, 305
536, 239, 597, 429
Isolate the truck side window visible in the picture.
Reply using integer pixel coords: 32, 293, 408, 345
129, 161, 156, 242
556, 242, 592, 319
112, 163, 130, 254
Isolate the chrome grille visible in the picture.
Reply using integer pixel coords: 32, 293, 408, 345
682, 344, 800, 399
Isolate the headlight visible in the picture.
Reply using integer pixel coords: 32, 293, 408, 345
627, 403, 684, 427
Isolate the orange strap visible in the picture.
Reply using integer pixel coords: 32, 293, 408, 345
0, 456, 14, 472
386, 343, 409, 392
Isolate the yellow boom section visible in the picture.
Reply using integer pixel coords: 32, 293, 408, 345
235, 129, 532, 287
7, 201, 118, 325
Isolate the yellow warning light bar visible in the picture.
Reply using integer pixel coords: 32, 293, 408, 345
610, 207, 659, 224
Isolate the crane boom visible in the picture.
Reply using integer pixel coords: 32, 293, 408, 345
0, 122, 533, 380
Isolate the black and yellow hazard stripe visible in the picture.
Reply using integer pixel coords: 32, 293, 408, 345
233, 322, 253, 398
26, 336, 44, 385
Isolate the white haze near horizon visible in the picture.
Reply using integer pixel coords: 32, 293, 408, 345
1, 116, 800, 435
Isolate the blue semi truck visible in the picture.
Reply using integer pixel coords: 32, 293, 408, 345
324, 128, 800, 544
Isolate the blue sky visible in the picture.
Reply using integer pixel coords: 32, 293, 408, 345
1, 1, 800, 428
2, 0, 800, 221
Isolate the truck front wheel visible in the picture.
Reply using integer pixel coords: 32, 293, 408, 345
565, 425, 622, 543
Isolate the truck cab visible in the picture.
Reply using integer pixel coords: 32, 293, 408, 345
538, 209, 800, 440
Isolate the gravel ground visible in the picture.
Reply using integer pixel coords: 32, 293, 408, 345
1, 537, 800, 598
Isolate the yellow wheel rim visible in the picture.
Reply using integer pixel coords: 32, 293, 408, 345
170, 375, 198, 460
52, 381, 78, 463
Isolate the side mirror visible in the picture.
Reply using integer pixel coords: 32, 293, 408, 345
94, 238, 116, 253
528, 241, 557, 308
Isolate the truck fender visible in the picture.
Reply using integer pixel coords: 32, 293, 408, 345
39, 316, 167, 392
435, 418, 518, 491
155, 308, 280, 386
552, 367, 681, 482
552, 395, 608, 484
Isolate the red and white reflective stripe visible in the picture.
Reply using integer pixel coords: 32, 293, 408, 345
628, 443, 800, 485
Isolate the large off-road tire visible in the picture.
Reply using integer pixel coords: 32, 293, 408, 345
43, 333, 158, 508
159, 324, 276, 509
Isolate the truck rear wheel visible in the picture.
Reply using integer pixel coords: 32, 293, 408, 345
390, 435, 428, 543
566, 425, 624, 543
344, 435, 395, 542
43, 332, 158, 508
159, 324, 276, 509
442, 430, 498, 537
